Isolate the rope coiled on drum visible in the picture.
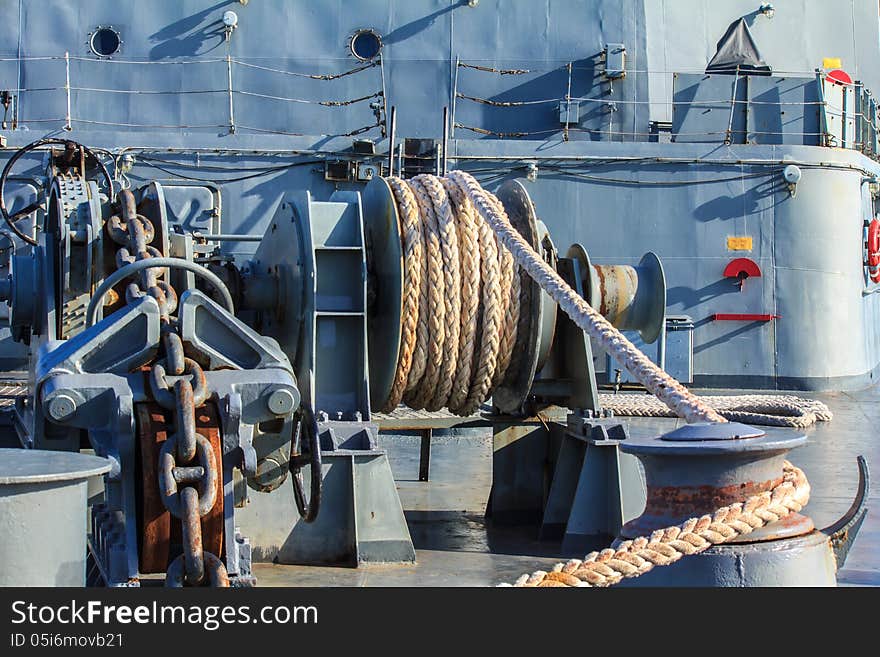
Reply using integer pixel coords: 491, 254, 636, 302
379, 174, 819, 588
383, 174, 521, 416
382, 171, 725, 423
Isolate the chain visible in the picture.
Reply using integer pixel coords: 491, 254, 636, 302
107, 188, 228, 587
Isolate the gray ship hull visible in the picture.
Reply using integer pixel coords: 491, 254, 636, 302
2, 0, 880, 389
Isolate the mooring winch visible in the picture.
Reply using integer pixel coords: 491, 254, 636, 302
0, 137, 868, 587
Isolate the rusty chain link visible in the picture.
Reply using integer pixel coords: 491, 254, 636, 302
107, 188, 228, 587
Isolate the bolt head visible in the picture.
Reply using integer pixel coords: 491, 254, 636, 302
266, 388, 297, 416
47, 393, 78, 422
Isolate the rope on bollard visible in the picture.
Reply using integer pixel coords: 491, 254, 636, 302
502, 461, 811, 587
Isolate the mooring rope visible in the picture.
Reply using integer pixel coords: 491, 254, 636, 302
384, 174, 519, 416
598, 393, 832, 429
502, 460, 811, 587
384, 171, 726, 422
382, 171, 832, 430
381, 172, 819, 586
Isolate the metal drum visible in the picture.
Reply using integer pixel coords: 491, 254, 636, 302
0, 449, 110, 586
618, 424, 837, 587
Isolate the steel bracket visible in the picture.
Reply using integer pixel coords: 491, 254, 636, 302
822, 455, 870, 569
236, 420, 415, 566
540, 416, 645, 552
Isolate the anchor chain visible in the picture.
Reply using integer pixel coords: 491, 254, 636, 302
106, 188, 228, 587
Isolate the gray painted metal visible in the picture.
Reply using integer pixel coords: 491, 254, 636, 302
28, 251, 299, 584
545, 417, 645, 553
569, 245, 667, 344
822, 455, 870, 569
488, 417, 561, 526
0, 448, 110, 586
238, 448, 415, 566
493, 179, 546, 415
0, 0, 878, 583
489, 413, 647, 551
252, 190, 371, 420
246, 186, 415, 564
618, 530, 837, 587
663, 315, 694, 383
362, 177, 403, 411
616, 424, 841, 586
530, 255, 601, 411
1, 1, 878, 390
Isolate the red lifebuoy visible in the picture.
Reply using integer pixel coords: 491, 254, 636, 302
868, 218, 880, 283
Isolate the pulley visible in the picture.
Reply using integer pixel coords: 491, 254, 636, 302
568, 244, 667, 345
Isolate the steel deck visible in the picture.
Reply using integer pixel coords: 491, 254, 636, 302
0, 382, 874, 586
253, 386, 879, 587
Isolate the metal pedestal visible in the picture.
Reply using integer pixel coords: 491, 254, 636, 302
619, 422, 840, 587
238, 448, 415, 566
0, 449, 110, 586
488, 414, 646, 552
487, 416, 560, 526
542, 417, 645, 553
619, 530, 837, 587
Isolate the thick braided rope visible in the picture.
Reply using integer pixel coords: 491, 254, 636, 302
442, 178, 481, 414
503, 461, 811, 587
447, 170, 727, 424
383, 178, 422, 412
386, 172, 726, 422
599, 393, 833, 429
386, 174, 507, 416
461, 205, 503, 414
405, 177, 446, 410
418, 175, 463, 412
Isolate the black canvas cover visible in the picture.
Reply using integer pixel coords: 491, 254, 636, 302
706, 18, 771, 75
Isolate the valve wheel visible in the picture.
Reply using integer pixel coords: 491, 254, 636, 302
289, 404, 322, 523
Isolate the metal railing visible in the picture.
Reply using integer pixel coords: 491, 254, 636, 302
2, 53, 878, 157
450, 59, 880, 156
0, 54, 387, 138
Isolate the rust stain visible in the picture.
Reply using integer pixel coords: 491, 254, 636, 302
136, 402, 171, 573
594, 264, 610, 316
644, 476, 783, 517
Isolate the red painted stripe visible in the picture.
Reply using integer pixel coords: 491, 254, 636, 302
712, 313, 780, 322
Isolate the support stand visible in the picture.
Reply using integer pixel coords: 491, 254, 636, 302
237, 422, 416, 566
544, 415, 645, 553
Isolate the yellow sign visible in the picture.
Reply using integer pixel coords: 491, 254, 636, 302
727, 236, 753, 251
823, 57, 843, 69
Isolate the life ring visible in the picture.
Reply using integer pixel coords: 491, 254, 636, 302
868, 218, 880, 283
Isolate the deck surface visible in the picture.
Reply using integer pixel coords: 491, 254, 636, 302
251, 386, 879, 586
1, 381, 875, 586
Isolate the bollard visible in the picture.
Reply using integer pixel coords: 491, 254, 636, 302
618, 423, 837, 587
0, 449, 110, 586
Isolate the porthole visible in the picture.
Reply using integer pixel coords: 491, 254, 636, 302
89, 27, 122, 58
350, 29, 382, 61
